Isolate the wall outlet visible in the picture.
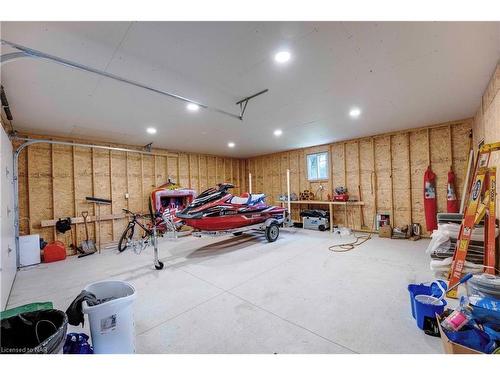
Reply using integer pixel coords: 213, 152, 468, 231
125, 193, 129, 199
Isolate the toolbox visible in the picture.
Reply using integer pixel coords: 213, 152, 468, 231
302, 216, 329, 231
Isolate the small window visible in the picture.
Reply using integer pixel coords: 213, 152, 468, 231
307, 152, 329, 181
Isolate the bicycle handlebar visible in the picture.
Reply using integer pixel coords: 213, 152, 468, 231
122, 208, 137, 216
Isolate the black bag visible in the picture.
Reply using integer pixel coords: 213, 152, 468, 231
0, 309, 68, 354
55, 218, 72, 234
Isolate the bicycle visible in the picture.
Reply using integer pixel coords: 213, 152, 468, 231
118, 203, 179, 270
118, 208, 154, 253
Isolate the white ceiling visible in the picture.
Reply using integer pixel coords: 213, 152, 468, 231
1, 22, 499, 157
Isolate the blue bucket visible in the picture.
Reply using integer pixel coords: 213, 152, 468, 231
408, 280, 447, 324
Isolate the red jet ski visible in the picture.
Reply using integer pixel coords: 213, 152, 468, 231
176, 183, 286, 232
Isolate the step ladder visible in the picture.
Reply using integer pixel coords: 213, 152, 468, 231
447, 142, 500, 298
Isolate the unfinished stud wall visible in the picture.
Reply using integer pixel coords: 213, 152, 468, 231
245, 119, 473, 236
14, 133, 246, 254
473, 62, 500, 222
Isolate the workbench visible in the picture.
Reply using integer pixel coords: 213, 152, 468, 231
276, 200, 365, 233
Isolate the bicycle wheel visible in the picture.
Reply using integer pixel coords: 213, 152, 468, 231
118, 223, 135, 252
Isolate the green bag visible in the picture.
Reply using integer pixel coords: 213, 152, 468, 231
0, 302, 53, 320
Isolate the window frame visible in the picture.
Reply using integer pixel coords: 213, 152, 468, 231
306, 151, 329, 182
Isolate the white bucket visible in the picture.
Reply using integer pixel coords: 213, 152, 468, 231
82, 280, 136, 354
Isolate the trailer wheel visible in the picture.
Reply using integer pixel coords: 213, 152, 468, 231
233, 231, 243, 236
265, 223, 279, 242
155, 261, 164, 270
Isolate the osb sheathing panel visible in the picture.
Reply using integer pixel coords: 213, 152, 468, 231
199, 156, 208, 192
374, 136, 392, 215
142, 155, 155, 212
167, 156, 179, 183
359, 138, 375, 228
16, 134, 244, 254
391, 134, 411, 228
246, 119, 473, 236
155, 156, 167, 190
473, 63, 500, 222
178, 153, 189, 188
17, 146, 29, 236
409, 129, 428, 232
110, 151, 128, 242
28, 143, 53, 242
451, 123, 471, 207
73, 147, 94, 242
430, 127, 452, 215
92, 148, 112, 244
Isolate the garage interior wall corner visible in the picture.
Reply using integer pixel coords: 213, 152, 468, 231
472, 62, 500, 223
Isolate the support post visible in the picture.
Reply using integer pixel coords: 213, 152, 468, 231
287, 169, 291, 224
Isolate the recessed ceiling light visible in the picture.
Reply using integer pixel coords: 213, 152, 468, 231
146, 127, 157, 134
187, 103, 200, 112
274, 51, 291, 63
228, 142, 235, 148
274, 129, 283, 137
349, 107, 361, 118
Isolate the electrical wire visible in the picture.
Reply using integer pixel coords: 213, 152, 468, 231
329, 231, 372, 252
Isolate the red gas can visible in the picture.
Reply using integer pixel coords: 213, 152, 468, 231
43, 241, 67, 263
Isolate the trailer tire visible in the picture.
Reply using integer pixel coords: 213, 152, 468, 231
155, 261, 164, 270
233, 232, 243, 236
265, 223, 279, 242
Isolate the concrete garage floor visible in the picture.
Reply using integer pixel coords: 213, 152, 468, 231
7, 229, 443, 354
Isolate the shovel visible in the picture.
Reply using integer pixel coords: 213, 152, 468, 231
79, 211, 97, 257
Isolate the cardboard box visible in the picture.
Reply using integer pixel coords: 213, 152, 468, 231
436, 314, 482, 354
378, 225, 392, 238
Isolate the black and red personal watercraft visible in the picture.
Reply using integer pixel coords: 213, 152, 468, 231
176, 183, 286, 231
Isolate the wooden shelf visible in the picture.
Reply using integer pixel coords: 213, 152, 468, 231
276, 200, 365, 233
276, 200, 364, 206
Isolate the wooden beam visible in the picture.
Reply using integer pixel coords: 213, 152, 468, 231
41, 213, 127, 227
448, 124, 454, 170
165, 154, 169, 181
215, 157, 218, 183
343, 143, 347, 226
197, 154, 201, 193
153, 155, 157, 187
176, 155, 180, 183
140, 154, 144, 212
188, 154, 192, 188
407, 133, 413, 225
426, 127, 431, 167
109, 148, 114, 241
389, 135, 395, 226
91, 148, 97, 242
371, 137, 378, 223
357, 140, 363, 229
125, 152, 130, 210
72, 143, 78, 248
51, 143, 56, 240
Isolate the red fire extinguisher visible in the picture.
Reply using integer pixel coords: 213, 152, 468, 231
424, 166, 437, 232
447, 169, 459, 213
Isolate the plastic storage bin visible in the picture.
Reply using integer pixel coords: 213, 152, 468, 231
82, 280, 136, 354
